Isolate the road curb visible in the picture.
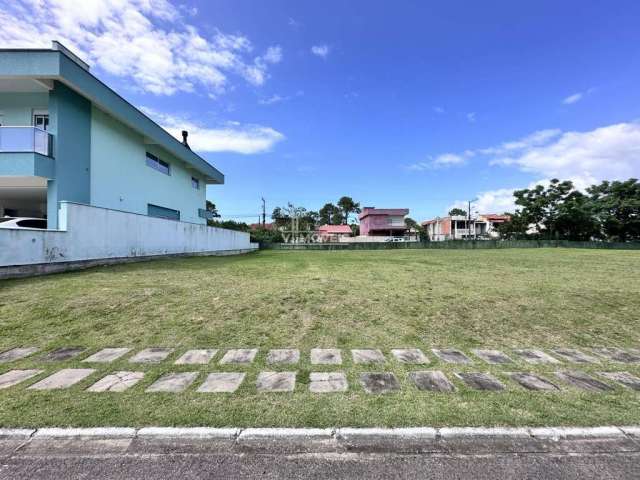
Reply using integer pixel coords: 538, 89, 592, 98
1, 426, 639, 454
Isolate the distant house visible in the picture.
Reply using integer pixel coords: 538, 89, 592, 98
316, 224, 352, 242
358, 207, 409, 237
422, 213, 510, 241
250, 222, 275, 230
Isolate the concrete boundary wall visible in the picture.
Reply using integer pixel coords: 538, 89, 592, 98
0, 202, 257, 277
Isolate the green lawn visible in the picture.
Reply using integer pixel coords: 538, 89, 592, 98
1, 248, 639, 428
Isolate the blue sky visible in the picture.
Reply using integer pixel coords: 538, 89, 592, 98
2, 0, 640, 222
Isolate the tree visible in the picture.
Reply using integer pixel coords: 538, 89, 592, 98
405, 217, 428, 241
588, 179, 640, 241
404, 217, 419, 230
205, 200, 221, 226
502, 179, 600, 240
208, 219, 250, 232
205, 200, 220, 217
318, 203, 344, 225
337, 196, 361, 224
271, 207, 290, 228
496, 211, 529, 239
448, 207, 467, 217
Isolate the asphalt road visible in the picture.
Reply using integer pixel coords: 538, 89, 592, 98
2, 451, 640, 479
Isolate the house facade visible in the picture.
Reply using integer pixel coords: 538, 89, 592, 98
0, 42, 223, 229
0, 42, 255, 276
358, 207, 409, 237
422, 214, 510, 241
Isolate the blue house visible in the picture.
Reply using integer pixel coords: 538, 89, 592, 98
0, 41, 223, 229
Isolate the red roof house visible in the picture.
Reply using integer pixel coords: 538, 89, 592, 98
316, 224, 353, 242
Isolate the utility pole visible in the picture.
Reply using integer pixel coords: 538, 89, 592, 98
261, 197, 266, 226
467, 200, 471, 241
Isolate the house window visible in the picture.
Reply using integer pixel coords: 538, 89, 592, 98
147, 203, 180, 221
191, 177, 200, 189
145, 152, 170, 175
33, 111, 49, 130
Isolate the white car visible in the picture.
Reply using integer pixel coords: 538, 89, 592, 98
0, 217, 48, 229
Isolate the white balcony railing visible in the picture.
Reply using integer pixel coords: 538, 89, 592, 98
0, 127, 53, 157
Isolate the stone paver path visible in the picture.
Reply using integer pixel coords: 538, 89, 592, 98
42, 347, 85, 362
472, 349, 513, 364
352, 349, 385, 364
509, 372, 560, 391
266, 349, 300, 365
310, 348, 342, 365
391, 349, 429, 364
82, 348, 132, 363
592, 348, 640, 363
87, 371, 144, 392
409, 371, 455, 392
146, 372, 198, 392
6, 344, 640, 398
309, 372, 348, 393
174, 349, 218, 365
550, 348, 598, 364
360, 372, 400, 393
599, 371, 640, 391
555, 370, 614, 392
197, 373, 245, 393
28, 369, 95, 390
0, 369, 43, 390
219, 349, 258, 364
514, 349, 560, 364
432, 349, 472, 364
256, 372, 296, 392
455, 372, 505, 391
0, 347, 38, 363
129, 348, 174, 364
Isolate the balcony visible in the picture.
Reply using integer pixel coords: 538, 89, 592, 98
0, 127, 54, 179
0, 127, 53, 157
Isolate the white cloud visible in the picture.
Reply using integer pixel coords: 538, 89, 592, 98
142, 107, 285, 154
433, 106, 445, 114
490, 123, 640, 182
0, 0, 281, 96
449, 180, 550, 216
288, 17, 301, 29
311, 44, 330, 58
258, 90, 303, 106
433, 153, 466, 167
478, 129, 562, 156
449, 188, 517, 216
407, 151, 473, 171
414, 122, 640, 181
562, 87, 596, 105
563, 92, 583, 105
259, 94, 286, 105
262, 46, 283, 64
419, 121, 640, 215
466, 112, 476, 123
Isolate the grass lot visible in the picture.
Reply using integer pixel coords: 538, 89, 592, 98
1, 248, 639, 428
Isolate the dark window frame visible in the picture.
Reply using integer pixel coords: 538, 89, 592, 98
145, 152, 171, 175
147, 203, 180, 221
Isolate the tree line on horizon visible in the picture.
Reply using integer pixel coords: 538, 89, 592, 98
497, 178, 640, 242
205, 178, 640, 244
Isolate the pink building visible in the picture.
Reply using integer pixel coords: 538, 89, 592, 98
358, 207, 409, 236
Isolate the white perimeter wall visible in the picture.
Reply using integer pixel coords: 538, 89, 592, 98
0, 202, 256, 266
